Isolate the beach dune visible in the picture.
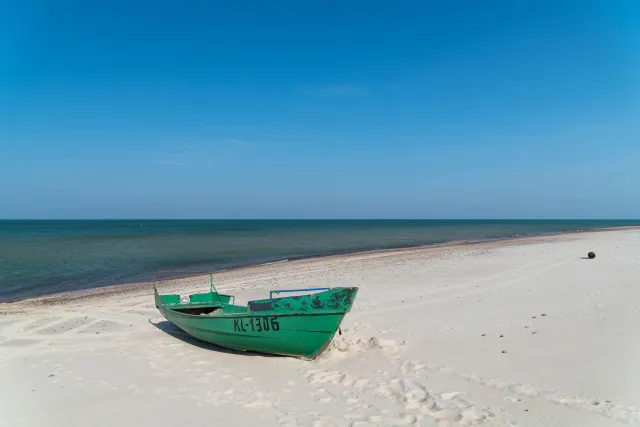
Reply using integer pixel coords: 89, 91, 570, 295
1, 228, 639, 426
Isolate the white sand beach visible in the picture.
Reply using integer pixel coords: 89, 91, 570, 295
1, 228, 639, 427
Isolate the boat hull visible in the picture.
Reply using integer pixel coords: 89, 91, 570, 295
162, 308, 346, 359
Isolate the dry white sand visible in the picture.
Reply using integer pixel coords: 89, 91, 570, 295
1, 228, 640, 427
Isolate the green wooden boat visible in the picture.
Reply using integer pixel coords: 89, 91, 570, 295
154, 274, 358, 359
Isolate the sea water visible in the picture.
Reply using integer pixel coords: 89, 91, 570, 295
1, 219, 638, 301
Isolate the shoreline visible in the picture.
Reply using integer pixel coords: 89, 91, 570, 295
3, 225, 639, 309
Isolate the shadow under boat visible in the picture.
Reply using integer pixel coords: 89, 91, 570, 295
149, 318, 280, 358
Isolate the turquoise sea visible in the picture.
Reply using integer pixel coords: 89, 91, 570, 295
1, 220, 638, 302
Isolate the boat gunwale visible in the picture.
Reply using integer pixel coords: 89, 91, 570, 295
157, 286, 358, 317
163, 306, 352, 318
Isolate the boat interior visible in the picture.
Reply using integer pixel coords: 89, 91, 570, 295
155, 290, 250, 316
170, 304, 250, 315
171, 306, 222, 315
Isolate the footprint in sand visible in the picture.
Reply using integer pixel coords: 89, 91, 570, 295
38, 317, 93, 334
244, 399, 274, 409
80, 320, 127, 334
302, 364, 499, 427
403, 356, 640, 425
1, 338, 41, 347
22, 317, 62, 332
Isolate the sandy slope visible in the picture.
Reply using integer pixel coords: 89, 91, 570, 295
1, 229, 639, 427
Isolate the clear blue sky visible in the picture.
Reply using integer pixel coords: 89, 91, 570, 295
1, 0, 638, 219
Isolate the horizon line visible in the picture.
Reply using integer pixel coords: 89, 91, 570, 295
1, 218, 639, 221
